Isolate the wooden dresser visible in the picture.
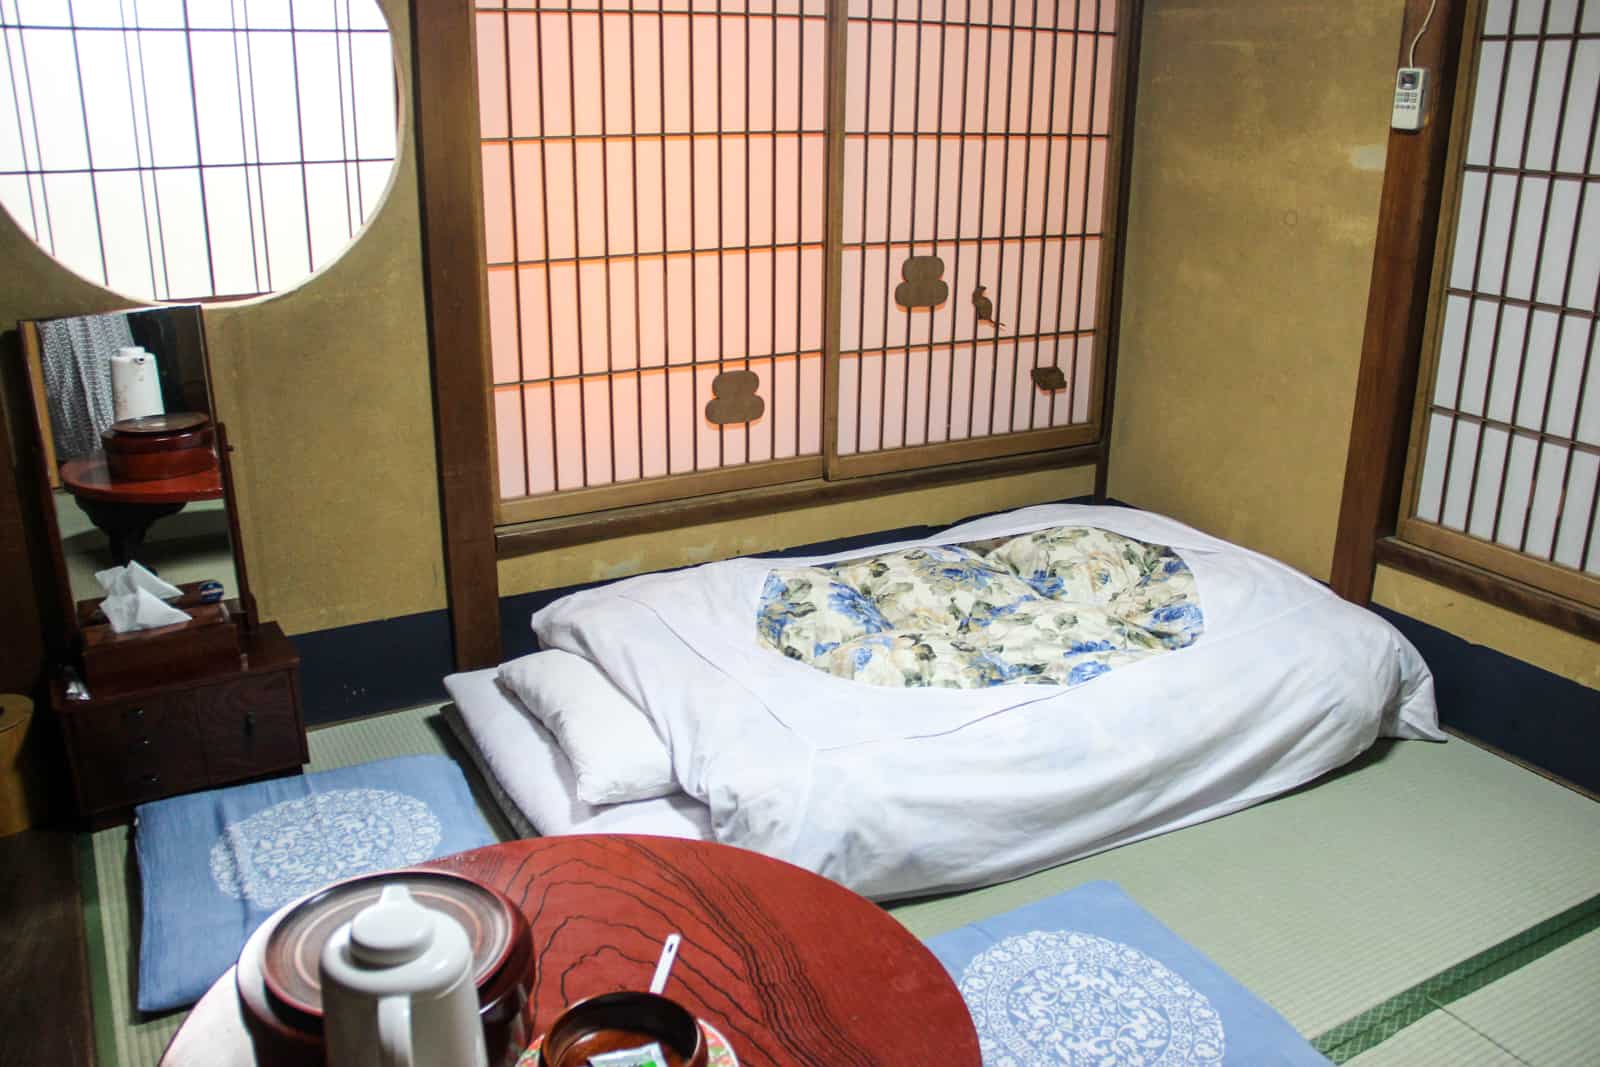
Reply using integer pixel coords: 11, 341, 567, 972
53, 623, 307, 823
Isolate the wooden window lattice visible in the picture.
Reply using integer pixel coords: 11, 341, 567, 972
1404, 0, 1600, 601
479, 0, 1122, 519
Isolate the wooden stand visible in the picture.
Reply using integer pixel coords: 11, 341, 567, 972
53, 623, 307, 824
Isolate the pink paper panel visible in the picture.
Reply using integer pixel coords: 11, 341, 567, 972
484, 0, 1109, 499
482, 0, 827, 500
836, 0, 1111, 461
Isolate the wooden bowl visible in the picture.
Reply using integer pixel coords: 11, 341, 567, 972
101, 414, 215, 482
541, 992, 708, 1067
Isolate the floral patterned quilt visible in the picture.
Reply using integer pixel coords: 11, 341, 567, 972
756, 526, 1204, 689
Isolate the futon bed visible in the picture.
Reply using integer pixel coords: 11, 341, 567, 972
445, 503, 1441, 900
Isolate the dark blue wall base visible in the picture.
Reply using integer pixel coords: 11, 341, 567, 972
290, 612, 455, 727
1371, 606, 1599, 795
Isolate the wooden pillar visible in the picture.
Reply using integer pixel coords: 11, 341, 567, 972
411, 0, 503, 670
1329, 0, 1472, 604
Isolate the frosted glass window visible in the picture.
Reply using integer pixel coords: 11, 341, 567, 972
1413, 3, 1599, 578
0, 0, 398, 302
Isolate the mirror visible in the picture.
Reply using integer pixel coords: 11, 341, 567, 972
18, 305, 254, 646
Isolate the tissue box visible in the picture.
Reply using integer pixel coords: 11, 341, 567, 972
80, 604, 241, 691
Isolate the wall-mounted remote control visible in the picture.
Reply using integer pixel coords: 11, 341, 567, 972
1392, 67, 1427, 131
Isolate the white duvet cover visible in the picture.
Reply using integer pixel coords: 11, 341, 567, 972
533, 504, 1443, 900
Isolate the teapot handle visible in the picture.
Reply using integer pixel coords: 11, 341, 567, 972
377, 995, 415, 1067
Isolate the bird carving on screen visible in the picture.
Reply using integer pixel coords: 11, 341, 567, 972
973, 285, 1005, 330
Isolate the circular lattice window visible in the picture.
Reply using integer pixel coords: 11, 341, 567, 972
0, 0, 399, 303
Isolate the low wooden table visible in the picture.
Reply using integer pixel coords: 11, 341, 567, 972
161, 835, 980, 1066
59, 454, 222, 565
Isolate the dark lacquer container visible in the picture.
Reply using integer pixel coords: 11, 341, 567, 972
237, 869, 532, 1067
539, 991, 709, 1067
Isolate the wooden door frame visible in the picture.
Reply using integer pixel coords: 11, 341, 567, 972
1329, 0, 1597, 638
1329, 0, 1471, 604
412, 0, 502, 671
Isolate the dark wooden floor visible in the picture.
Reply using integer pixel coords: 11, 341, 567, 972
0, 829, 95, 1067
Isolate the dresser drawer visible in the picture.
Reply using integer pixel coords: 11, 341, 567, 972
194, 669, 305, 782
55, 623, 306, 821
64, 696, 208, 814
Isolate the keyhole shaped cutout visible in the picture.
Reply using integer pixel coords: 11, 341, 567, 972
895, 255, 948, 310
706, 369, 765, 425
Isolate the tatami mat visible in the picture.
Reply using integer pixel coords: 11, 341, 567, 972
1445, 929, 1600, 1065
1344, 1011, 1524, 1067
81, 702, 509, 1067
889, 736, 1600, 1039
85, 715, 1599, 1066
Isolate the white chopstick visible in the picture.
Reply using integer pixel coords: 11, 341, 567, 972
648, 933, 682, 995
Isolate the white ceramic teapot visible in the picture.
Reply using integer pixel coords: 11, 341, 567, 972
319, 884, 489, 1067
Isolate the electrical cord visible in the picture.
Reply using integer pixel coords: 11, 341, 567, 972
1409, 0, 1441, 67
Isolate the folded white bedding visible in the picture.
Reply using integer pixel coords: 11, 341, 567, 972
441, 668, 712, 840
533, 503, 1443, 900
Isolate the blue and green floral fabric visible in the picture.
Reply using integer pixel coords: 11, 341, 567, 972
756, 526, 1203, 689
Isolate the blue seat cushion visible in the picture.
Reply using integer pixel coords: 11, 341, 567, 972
924, 880, 1329, 1065
135, 754, 495, 1013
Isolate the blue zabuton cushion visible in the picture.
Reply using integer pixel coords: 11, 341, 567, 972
924, 880, 1330, 1065
135, 755, 495, 1013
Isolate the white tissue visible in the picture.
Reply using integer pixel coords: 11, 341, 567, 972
95, 562, 190, 633
96, 560, 182, 599
102, 588, 192, 634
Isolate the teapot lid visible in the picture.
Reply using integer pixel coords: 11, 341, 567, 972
322, 885, 472, 999
349, 885, 435, 967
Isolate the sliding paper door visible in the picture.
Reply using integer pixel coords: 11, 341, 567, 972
475, 0, 1131, 517
478, 0, 829, 522
832, 0, 1120, 477
1401, 0, 1599, 604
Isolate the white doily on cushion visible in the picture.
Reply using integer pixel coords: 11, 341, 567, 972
958, 929, 1225, 1066
209, 789, 444, 909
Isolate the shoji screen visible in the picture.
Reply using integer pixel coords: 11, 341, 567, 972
479, 0, 828, 521
833, 0, 1117, 476
1404, 0, 1599, 602
0, 0, 396, 302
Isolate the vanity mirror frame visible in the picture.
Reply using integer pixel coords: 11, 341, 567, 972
16, 304, 260, 671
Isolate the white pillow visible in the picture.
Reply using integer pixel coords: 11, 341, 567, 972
495, 649, 676, 806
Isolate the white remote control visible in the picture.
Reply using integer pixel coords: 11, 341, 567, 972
1392, 67, 1428, 131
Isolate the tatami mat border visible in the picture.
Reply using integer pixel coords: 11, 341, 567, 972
1312, 891, 1600, 1063
77, 833, 118, 1066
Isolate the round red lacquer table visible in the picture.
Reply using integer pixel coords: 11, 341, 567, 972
159, 835, 980, 1067
60, 454, 222, 565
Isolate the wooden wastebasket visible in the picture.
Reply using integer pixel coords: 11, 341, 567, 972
0, 694, 42, 836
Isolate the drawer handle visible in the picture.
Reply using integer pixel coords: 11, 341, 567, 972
129, 707, 145, 722
244, 712, 255, 737
135, 737, 151, 749
142, 773, 161, 786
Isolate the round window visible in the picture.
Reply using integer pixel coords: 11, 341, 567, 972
0, 0, 399, 303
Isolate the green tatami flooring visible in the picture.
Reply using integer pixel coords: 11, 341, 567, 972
85, 708, 1600, 1066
